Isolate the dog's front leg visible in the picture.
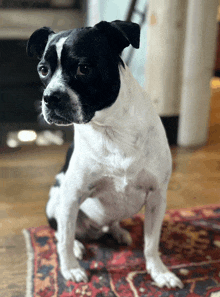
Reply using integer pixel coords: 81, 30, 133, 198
56, 177, 89, 282
144, 186, 183, 289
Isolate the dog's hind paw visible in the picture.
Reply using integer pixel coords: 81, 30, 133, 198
114, 228, 132, 246
110, 223, 133, 246
61, 266, 88, 282
73, 240, 85, 260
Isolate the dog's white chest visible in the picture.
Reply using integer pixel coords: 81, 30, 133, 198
80, 168, 149, 226
113, 174, 128, 192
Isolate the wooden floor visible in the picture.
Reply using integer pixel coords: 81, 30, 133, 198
1, 80, 220, 296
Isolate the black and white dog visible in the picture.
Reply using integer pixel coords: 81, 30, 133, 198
27, 20, 183, 289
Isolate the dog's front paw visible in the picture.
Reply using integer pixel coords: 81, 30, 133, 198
146, 255, 183, 289
61, 265, 88, 282
152, 271, 183, 289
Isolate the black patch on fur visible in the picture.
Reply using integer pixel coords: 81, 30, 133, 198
54, 179, 60, 188
42, 44, 58, 77
48, 217, 57, 231
61, 142, 74, 173
95, 21, 140, 54
27, 27, 55, 59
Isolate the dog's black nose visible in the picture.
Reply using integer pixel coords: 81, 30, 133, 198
44, 92, 63, 108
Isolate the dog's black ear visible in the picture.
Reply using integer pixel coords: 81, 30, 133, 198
94, 20, 140, 54
27, 27, 55, 59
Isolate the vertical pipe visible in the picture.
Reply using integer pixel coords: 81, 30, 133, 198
145, 0, 187, 116
86, 0, 101, 26
177, 0, 218, 147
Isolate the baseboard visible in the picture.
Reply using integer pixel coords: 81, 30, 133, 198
160, 116, 179, 146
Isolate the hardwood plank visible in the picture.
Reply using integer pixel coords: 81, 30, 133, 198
0, 145, 68, 296
0, 234, 26, 297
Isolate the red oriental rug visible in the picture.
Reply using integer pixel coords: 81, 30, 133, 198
23, 204, 220, 297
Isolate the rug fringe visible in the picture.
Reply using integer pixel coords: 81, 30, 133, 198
22, 229, 34, 297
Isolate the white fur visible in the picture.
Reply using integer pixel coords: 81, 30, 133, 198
47, 64, 183, 288
66, 88, 84, 123
56, 37, 67, 62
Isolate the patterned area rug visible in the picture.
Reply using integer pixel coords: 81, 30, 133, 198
23, 204, 220, 297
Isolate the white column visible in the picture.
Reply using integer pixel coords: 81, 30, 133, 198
177, 0, 218, 147
145, 0, 187, 116
86, 0, 101, 26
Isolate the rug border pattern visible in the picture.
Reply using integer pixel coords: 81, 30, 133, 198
23, 229, 34, 297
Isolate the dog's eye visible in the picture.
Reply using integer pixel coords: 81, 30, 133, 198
39, 66, 49, 77
77, 65, 91, 76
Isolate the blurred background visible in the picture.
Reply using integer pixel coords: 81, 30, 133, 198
0, 0, 220, 148
1, 0, 220, 148
1, 1, 220, 295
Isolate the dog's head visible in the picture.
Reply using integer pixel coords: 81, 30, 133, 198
27, 21, 140, 125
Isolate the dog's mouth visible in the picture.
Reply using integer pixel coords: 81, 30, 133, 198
46, 109, 74, 126
51, 115, 73, 126
42, 100, 95, 125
